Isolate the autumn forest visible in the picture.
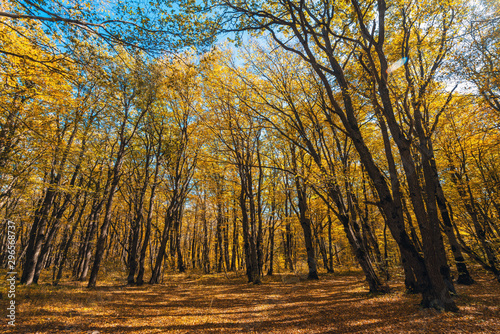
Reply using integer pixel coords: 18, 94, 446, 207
1, 0, 500, 333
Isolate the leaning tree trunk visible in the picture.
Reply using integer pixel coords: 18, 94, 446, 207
127, 155, 151, 285
136, 159, 160, 285
54, 198, 86, 285
87, 152, 124, 288
21, 188, 56, 285
149, 205, 175, 284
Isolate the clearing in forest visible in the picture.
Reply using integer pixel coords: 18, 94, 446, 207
2, 270, 499, 333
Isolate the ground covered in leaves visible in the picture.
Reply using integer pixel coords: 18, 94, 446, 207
1, 269, 499, 333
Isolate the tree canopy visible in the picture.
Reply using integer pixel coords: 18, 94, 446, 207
1, 0, 499, 318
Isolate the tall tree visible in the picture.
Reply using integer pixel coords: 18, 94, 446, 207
215, 0, 470, 310
88, 52, 158, 287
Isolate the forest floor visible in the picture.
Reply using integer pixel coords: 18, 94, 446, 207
1, 268, 500, 333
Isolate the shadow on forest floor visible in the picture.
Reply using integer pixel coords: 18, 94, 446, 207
2, 269, 500, 333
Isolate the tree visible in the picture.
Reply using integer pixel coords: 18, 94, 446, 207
149, 56, 200, 284
237, 41, 385, 290
456, 0, 500, 115
214, 0, 472, 311
202, 57, 266, 283
0, 0, 215, 56
87, 51, 159, 288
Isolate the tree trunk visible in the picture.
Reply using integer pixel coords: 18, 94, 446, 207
21, 189, 56, 285
293, 173, 318, 280
215, 196, 223, 272
87, 153, 124, 288
327, 213, 334, 273
230, 195, 238, 272
239, 171, 260, 284
175, 207, 185, 273
136, 170, 159, 285
54, 198, 86, 285
202, 194, 210, 274
267, 218, 275, 276
451, 169, 500, 282
150, 206, 175, 284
